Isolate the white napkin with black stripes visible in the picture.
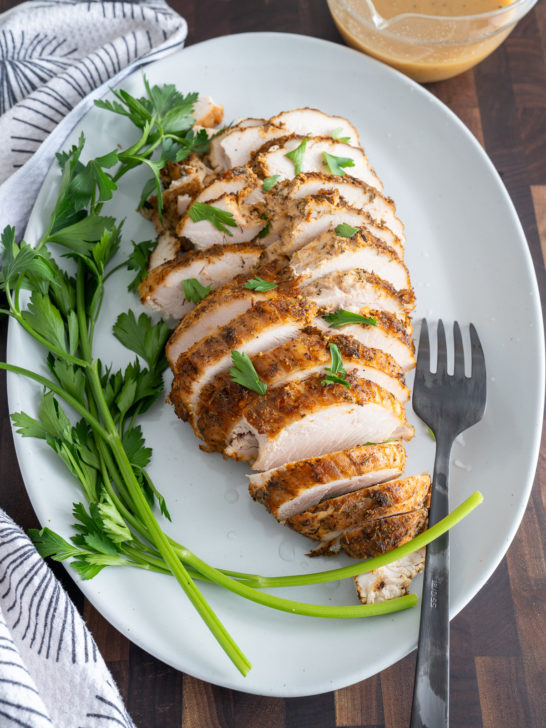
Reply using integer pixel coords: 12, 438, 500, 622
0, 1, 188, 725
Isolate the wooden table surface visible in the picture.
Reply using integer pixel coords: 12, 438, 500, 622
1, 1, 545, 726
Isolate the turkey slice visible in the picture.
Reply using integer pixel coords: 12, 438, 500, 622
209, 122, 286, 172
290, 229, 410, 291
225, 372, 414, 471
308, 509, 429, 558
354, 549, 426, 604
268, 108, 360, 147
138, 242, 263, 320
286, 473, 431, 542
170, 297, 316, 419
313, 309, 416, 373
194, 328, 409, 451
248, 441, 407, 520
263, 193, 403, 260
252, 135, 382, 191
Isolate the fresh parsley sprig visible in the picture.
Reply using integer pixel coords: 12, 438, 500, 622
285, 138, 308, 175
187, 201, 238, 236
331, 127, 351, 144
335, 223, 359, 238
323, 309, 378, 328
323, 152, 355, 176
244, 276, 278, 292
321, 343, 350, 388
229, 351, 267, 395
183, 278, 211, 304
262, 174, 280, 192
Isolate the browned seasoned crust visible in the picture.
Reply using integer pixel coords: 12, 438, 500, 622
286, 474, 431, 541
291, 229, 405, 271
367, 310, 415, 353
241, 371, 413, 441
248, 442, 407, 518
169, 295, 317, 419
273, 171, 392, 205
138, 242, 263, 305
309, 509, 429, 558
195, 328, 406, 450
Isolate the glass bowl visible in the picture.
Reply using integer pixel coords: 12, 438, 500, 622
327, 0, 538, 82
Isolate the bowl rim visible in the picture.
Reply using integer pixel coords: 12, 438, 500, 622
329, 0, 538, 46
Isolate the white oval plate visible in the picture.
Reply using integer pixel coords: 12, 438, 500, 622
7, 33, 544, 697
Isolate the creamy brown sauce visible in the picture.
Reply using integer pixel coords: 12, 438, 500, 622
373, 0, 513, 20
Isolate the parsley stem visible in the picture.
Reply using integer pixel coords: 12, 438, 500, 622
0, 362, 108, 439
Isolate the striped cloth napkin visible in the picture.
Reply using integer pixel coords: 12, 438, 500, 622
0, 1, 187, 725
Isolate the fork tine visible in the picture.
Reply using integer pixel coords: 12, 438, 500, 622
469, 324, 486, 385
414, 319, 430, 384
453, 321, 465, 378
436, 319, 447, 374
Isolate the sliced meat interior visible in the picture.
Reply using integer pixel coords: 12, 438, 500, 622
354, 548, 426, 603
139, 243, 263, 320
252, 135, 382, 191
225, 372, 414, 471
268, 108, 360, 147
286, 473, 431, 542
290, 229, 410, 291
248, 441, 407, 520
170, 297, 316, 418
309, 509, 429, 558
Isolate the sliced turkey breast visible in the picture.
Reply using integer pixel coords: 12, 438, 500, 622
170, 297, 316, 419
303, 269, 415, 316
354, 549, 425, 604
225, 372, 414, 471
194, 166, 263, 205
268, 108, 360, 147
192, 96, 224, 127
209, 123, 287, 172
165, 279, 285, 365
194, 328, 409, 450
252, 135, 382, 191
138, 243, 263, 320
263, 193, 403, 260
148, 231, 187, 270
290, 230, 410, 291
248, 441, 407, 521
313, 309, 416, 373
270, 173, 404, 242
177, 192, 266, 248
286, 473, 431, 542
308, 509, 428, 558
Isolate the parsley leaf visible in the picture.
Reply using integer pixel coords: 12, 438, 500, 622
187, 201, 237, 236
323, 152, 355, 176
321, 343, 350, 388
331, 127, 351, 144
258, 214, 271, 239
112, 310, 171, 371
183, 278, 211, 304
229, 351, 267, 395
322, 309, 378, 328
285, 138, 308, 175
244, 276, 278, 292
335, 222, 359, 238
262, 175, 280, 192
126, 240, 155, 293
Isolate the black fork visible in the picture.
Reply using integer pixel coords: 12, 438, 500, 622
410, 320, 487, 728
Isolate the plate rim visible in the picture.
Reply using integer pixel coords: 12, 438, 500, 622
6, 31, 545, 697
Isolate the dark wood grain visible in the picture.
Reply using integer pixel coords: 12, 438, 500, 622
1, 1, 544, 726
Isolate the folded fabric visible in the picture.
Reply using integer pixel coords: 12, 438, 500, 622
0, 1, 188, 725
0, 509, 135, 728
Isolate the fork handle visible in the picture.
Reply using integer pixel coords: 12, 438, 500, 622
410, 435, 453, 728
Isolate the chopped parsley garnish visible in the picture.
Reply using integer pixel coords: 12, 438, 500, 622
335, 223, 359, 238
321, 343, 350, 388
244, 276, 278, 292
323, 152, 355, 176
331, 127, 351, 144
258, 214, 271, 239
187, 201, 237, 236
183, 278, 211, 304
262, 175, 280, 192
229, 351, 267, 395
284, 138, 308, 175
323, 309, 377, 328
